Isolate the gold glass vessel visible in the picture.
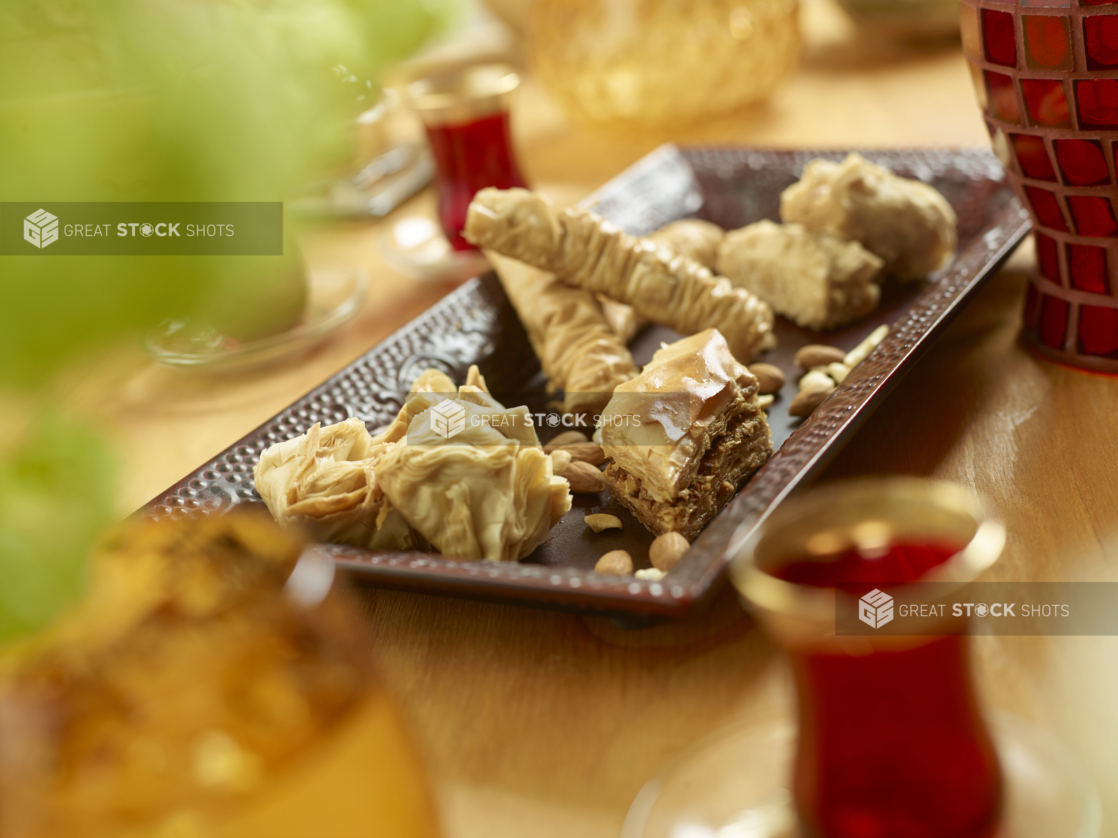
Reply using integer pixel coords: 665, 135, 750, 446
0, 514, 439, 838
527, 0, 802, 128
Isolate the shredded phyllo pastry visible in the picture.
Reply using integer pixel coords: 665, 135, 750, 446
255, 366, 571, 562
253, 417, 420, 551
780, 153, 958, 281
598, 218, 726, 344
600, 329, 773, 541
716, 220, 883, 331
375, 379, 571, 563
486, 251, 636, 415
464, 188, 774, 363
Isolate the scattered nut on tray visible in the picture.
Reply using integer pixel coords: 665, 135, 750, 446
585, 513, 622, 533
562, 461, 607, 494
747, 362, 785, 395
546, 430, 590, 449
552, 442, 606, 466
595, 549, 634, 575
649, 532, 690, 572
788, 326, 890, 419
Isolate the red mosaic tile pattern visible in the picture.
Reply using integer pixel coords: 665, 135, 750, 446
965, 0, 1118, 369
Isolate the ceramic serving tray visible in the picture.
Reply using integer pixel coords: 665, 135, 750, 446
145, 145, 1030, 620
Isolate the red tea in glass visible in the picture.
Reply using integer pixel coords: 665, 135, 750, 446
772, 541, 1002, 838
733, 479, 1007, 838
407, 64, 527, 251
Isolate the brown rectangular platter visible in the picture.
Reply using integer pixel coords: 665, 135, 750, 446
146, 145, 1030, 620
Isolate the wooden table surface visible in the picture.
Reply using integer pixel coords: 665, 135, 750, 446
73, 1, 1118, 834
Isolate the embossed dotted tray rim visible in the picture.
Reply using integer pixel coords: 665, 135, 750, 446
146, 145, 1031, 620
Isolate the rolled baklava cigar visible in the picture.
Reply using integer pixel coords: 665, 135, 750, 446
486, 252, 637, 416
780, 153, 958, 281
650, 218, 725, 270
465, 189, 774, 363
716, 220, 883, 331
600, 329, 773, 541
597, 219, 726, 343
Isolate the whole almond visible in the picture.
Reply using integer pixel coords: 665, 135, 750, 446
562, 461, 607, 494
546, 430, 589, 449
799, 370, 836, 392
794, 344, 846, 370
789, 382, 835, 417
595, 549, 634, 575
649, 531, 690, 572
555, 442, 606, 466
586, 513, 622, 533
747, 362, 785, 395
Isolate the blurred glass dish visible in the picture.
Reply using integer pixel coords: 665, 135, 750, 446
289, 143, 435, 219
145, 266, 368, 372
622, 713, 1099, 838
527, 0, 801, 128
376, 216, 489, 284
834, 0, 960, 39
0, 513, 440, 838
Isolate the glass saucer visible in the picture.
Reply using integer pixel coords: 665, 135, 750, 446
376, 215, 489, 284
622, 711, 1100, 838
144, 266, 368, 373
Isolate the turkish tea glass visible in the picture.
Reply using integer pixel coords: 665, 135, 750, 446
405, 63, 527, 252
736, 479, 1006, 838
623, 478, 1099, 838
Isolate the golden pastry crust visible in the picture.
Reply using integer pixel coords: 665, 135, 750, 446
465, 189, 774, 363
649, 218, 725, 270
375, 392, 571, 562
599, 330, 772, 538
605, 411, 772, 541
486, 252, 636, 416
780, 153, 958, 281
253, 417, 421, 551
716, 220, 883, 331
254, 365, 487, 552
597, 219, 725, 343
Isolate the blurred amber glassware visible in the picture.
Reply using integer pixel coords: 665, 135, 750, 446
526, 0, 801, 128
0, 514, 439, 838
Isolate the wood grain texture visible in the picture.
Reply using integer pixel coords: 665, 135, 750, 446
66, 0, 1118, 833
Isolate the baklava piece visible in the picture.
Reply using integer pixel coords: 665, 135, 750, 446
780, 153, 957, 281
717, 220, 883, 330
600, 329, 773, 541
375, 382, 571, 562
465, 188, 774, 363
597, 218, 726, 343
486, 251, 636, 416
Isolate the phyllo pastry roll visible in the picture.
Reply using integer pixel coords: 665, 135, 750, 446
780, 153, 958, 281
716, 220, 883, 331
375, 388, 571, 563
597, 218, 726, 343
464, 188, 774, 363
600, 329, 773, 541
486, 251, 637, 416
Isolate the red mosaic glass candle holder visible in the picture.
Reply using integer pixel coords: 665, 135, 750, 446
964, 0, 1118, 372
